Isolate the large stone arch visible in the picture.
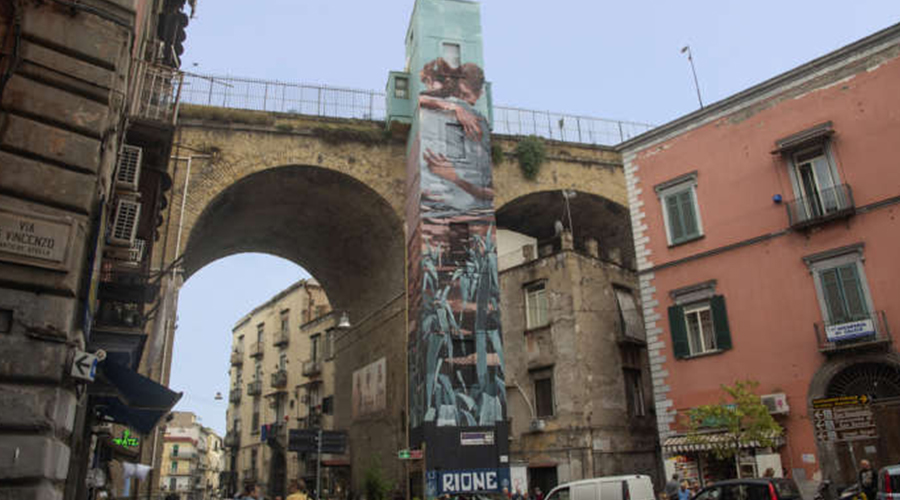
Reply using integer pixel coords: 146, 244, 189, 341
179, 164, 405, 317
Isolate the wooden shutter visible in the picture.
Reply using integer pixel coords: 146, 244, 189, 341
668, 305, 689, 358
838, 264, 868, 319
820, 268, 846, 323
679, 189, 698, 238
666, 194, 684, 242
710, 295, 732, 351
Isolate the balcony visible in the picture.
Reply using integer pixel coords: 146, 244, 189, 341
224, 431, 240, 448
302, 359, 322, 377
249, 342, 264, 358
229, 387, 242, 404
130, 59, 183, 126
815, 311, 892, 355
242, 469, 258, 483
98, 264, 159, 304
247, 380, 262, 396
270, 370, 288, 389
230, 350, 243, 366
786, 184, 855, 229
273, 330, 290, 347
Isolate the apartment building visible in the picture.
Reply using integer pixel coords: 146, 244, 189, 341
620, 22, 900, 494
224, 279, 338, 498
160, 412, 225, 500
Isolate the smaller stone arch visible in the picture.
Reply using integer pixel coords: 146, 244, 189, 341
807, 352, 900, 401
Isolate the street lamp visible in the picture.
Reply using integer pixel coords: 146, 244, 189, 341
337, 312, 351, 329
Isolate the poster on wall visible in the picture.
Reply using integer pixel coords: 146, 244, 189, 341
352, 357, 386, 419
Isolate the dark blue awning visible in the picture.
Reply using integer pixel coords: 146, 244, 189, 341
92, 361, 182, 434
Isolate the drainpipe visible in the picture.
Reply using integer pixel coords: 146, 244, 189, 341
171, 154, 212, 260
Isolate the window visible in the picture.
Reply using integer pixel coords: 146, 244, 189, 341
446, 123, 466, 159
624, 368, 646, 417
172, 444, 179, 457
256, 323, 264, 344
776, 122, 852, 226
442, 42, 461, 68
279, 353, 287, 370
311, 334, 321, 361
668, 284, 732, 359
322, 395, 334, 415
170, 461, 177, 473
803, 244, 876, 341
324, 330, 334, 360
525, 282, 549, 329
655, 172, 703, 246
280, 310, 290, 335
614, 288, 644, 341
169, 477, 177, 490
394, 76, 409, 99
532, 369, 554, 417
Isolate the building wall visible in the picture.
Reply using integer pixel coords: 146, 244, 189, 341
500, 237, 659, 489
226, 279, 332, 496
621, 25, 900, 490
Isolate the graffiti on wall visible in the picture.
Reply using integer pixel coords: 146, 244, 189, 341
408, 58, 506, 429
352, 357, 386, 419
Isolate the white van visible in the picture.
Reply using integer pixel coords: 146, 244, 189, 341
545, 475, 656, 500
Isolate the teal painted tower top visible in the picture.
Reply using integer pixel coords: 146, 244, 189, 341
386, 0, 489, 126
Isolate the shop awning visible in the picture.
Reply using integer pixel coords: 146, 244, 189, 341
663, 431, 784, 453
92, 360, 182, 434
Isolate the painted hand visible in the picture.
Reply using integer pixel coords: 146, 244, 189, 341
453, 105, 482, 141
424, 148, 458, 183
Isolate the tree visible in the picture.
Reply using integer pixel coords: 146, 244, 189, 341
686, 380, 783, 478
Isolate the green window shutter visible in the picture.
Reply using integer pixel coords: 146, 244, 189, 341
820, 268, 846, 324
837, 264, 868, 319
680, 189, 699, 238
666, 194, 685, 242
710, 295, 732, 351
668, 305, 689, 359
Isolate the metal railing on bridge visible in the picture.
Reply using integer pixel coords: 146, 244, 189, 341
179, 73, 655, 146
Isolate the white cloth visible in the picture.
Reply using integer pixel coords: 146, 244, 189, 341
122, 462, 152, 480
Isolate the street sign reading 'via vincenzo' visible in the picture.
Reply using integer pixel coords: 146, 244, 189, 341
0, 208, 75, 271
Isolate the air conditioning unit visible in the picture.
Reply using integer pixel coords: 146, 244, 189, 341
116, 145, 142, 191
761, 393, 789, 415
529, 419, 546, 432
109, 198, 142, 246
129, 238, 146, 264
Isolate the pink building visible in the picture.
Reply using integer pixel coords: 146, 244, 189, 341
620, 23, 900, 492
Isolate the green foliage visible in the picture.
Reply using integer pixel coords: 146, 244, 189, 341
514, 136, 546, 180
275, 123, 294, 132
491, 143, 505, 166
364, 459, 394, 500
686, 380, 783, 460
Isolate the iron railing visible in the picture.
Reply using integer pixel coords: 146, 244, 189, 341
179, 73, 655, 146
224, 431, 240, 448
270, 369, 288, 388
230, 350, 243, 365
786, 184, 855, 228
814, 310, 891, 354
229, 387, 242, 404
273, 330, 290, 347
247, 380, 262, 396
131, 60, 184, 125
249, 341, 264, 358
302, 359, 322, 376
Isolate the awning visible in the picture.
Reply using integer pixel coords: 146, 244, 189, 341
663, 431, 784, 453
92, 360, 182, 434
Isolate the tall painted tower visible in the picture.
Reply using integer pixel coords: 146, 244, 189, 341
387, 0, 509, 497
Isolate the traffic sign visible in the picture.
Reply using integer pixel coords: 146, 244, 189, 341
71, 350, 98, 382
398, 449, 423, 460
288, 429, 347, 454
812, 395, 876, 443
812, 395, 871, 409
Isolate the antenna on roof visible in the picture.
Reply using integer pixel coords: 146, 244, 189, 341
681, 45, 704, 109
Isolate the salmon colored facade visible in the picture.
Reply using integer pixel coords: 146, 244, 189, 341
620, 24, 900, 492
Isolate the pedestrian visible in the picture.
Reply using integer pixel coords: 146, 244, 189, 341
287, 481, 309, 500
858, 460, 876, 500
512, 488, 525, 500
690, 481, 701, 496
678, 481, 691, 500
243, 485, 261, 500
665, 474, 680, 500
533, 487, 544, 500
763, 468, 775, 478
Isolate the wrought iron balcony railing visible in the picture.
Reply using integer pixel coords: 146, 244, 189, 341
786, 184, 855, 228
131, 59, 184, 125
270, 369, 288, 389
247, 380, 262, 396
224, 431, 240, 448
814, 310, 892, 354
302, 359, 322, 377
229, 387, 242, 404
230, 350, 243, 365
249, 341, 264, 358
273, 330, 290, 347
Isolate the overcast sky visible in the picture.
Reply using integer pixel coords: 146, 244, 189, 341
168, 1, 900, 436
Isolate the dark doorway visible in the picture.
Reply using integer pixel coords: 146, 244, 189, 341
528, 467, 558, 497
269, 450, 287, 498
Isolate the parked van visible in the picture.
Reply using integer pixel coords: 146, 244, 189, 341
545, 475, 655, 500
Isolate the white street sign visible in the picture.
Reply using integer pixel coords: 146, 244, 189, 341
71, 350, 98, 382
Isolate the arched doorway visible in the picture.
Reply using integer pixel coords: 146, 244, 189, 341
810, 355, 900, 487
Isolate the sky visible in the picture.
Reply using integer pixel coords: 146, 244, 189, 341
168, 1, 900, 436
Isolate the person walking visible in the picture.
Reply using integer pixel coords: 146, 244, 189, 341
665, 474, 681, 500
678, 481, 692, 500
858, 460, 876, 500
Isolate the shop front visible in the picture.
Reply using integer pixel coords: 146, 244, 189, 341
663, 431, 785, 486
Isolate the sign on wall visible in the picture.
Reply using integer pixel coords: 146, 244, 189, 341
825, 320, 875, 342
427, 468, 511, 496
812, 395, 876, 442
352, 357, 386, 419
0, 208, 74, 270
